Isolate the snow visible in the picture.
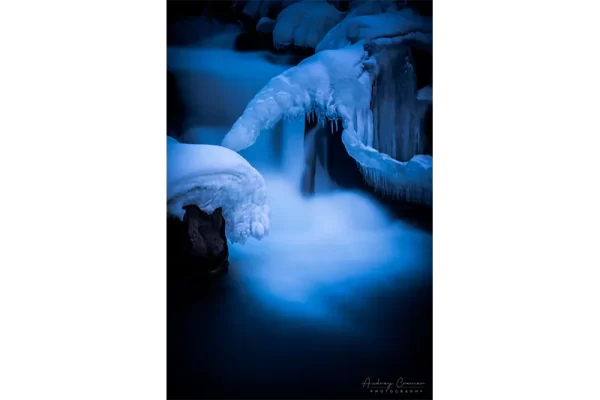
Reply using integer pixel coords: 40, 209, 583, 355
222, 42, 372, 151
316, 8, 432, 52
242, 0, 274, 20
221, 42, 432, 194
272, 0, 345, 49
256, 17, 276, 33
417, 86, 432, 103
348, 0, 398, 12
167, 137, 270, 243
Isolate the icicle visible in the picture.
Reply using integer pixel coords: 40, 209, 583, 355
353, 44, 431, 206
367, 109, 373, 147
335, 118, 338, 133
356, 110, 365, 142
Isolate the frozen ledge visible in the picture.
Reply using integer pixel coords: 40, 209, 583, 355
167, 137, 270, 243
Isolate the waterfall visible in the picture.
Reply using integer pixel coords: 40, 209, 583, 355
281, 117, 306, 182
360, 45, 431, 205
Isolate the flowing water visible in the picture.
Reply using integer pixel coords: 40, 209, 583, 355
168, 48, 432, 399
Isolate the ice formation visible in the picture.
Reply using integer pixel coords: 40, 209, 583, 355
272, 0, 345, 49
221, 42, 432, 193
206, 4, 435, 204
167, 137, 270, 243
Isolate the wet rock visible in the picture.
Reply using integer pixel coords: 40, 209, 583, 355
167, 205, 229, 279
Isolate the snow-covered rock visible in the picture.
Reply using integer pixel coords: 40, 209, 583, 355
167, 137, 270, 243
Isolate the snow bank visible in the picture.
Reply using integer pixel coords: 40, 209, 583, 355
256, 17, 276, 34
316, 8, 432, 52
167, 137, 270, 243
272, 0, 345, 49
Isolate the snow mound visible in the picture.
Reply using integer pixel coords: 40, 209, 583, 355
273, 0, 345, 49
256, 17, 276, 33
417, 86, 432, 103
167, 137, 270, 243
316, 8, 432, 52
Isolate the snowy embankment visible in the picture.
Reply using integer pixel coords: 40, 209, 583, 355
167, 137, 269, 244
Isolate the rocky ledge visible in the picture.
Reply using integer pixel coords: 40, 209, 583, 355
167, 205, 229, 279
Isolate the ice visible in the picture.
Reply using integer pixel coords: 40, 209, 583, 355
221, 42, 372, 151
167, 137, 270, 243
221, 42, 432, 195
272, 0, 344, 49
372, 45, 420, 163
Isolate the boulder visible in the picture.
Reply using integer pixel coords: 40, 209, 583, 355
167, 205, 229, 279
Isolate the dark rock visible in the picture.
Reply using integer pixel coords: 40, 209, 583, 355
406, 0, 433, 17
423, 106, 432, 156
412, 47, 433, 91
302, 119, 432, 232
167, 205, 229, 279
167, 71, 186, 138
234, 30, 274, 52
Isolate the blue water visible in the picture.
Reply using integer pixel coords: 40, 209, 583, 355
168, 175, 432, 399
